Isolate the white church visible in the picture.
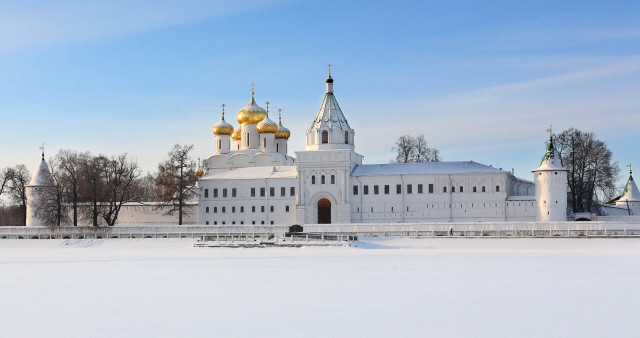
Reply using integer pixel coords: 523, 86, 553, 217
25, 72, 640, 227
196, 72, 585, 226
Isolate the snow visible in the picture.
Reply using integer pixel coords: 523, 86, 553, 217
203, 165, 297, 180
352, 161, 507, 176
1, 238, 639, 337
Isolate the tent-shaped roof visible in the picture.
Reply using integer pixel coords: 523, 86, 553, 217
619, 171, 640, 202
28, 158, 54, 187
532, 137, 566, 172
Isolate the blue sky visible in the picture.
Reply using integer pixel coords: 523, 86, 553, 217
0, 0, 638, 186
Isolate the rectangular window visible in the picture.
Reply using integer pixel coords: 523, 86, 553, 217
261, 206, 265, 213
251, 188, 256, 197
232, 188, 237, 198
270, 206, 274, 212
496, 185, 500, 192
286, 206, 290, 212
452, 186, 455, 193
252, 221, 255, 224
232, 206, 236, 213
270, 187, 275, 197
223, 188, 227, 198
418, 184, 423, 194
252, 206, 255, 213
290, 187, 295, 196
222, 206, 226, 213
204, 189, 209, 198
374, 185, 379, 195
428, 184, 434, 193
364, 185, 369, 195
407, 184, 412, 194
214, 207, 218, 213
353, 185, 359, 195
240, 206, 244, 213
281, 187, 285, 197
396, 184, 401, 194
460, 186, 463, 193
385, 185, 389, 194
213, 189, 218, 198
260, 188, 265, 197
482, 186, 486, 192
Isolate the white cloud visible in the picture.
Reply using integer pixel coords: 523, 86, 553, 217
0, 0, 291, 54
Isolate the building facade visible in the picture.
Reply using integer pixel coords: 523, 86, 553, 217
197, 73, 565, 226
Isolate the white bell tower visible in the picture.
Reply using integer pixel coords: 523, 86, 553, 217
26, 146, 55, 227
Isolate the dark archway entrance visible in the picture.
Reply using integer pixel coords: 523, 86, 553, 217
317, 198, 331, 224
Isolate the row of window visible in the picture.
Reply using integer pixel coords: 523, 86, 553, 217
205, 220, 275, 225
311, 175, 336, 185
352, 201, 519, 213
204, 187, 295, 199
320, 130, 349, 144
353, 184, 500, 195
205, 205, 291, 213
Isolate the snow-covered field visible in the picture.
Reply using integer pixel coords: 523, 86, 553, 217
1, 238, 639, 338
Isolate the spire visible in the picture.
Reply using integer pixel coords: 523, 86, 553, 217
533, 128, 565, 171
621, 165, 640, 201
278, 108, 282, 125
39, 143, 44, 161
266, 101, 270, 117
326, 63, 334, 93
221, 104, 226, 120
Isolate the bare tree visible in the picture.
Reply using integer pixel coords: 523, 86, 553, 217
554, 128, 619, 214
392, 135, 416, 163
55, 150, 88, 226
413, 134, 440, 162
0, 167, 13, 197
156, 144, 199, 225
100, 154, 140, 226
8, 165, 30, 226
133, 173, 159, 202
392, 135, 440, 163
80, 155, 108, 226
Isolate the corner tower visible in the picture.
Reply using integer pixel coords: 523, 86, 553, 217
305, 69, 355, 151
615, 167, 640, 215
26, 149, 55, 227
532, 133, 568, 222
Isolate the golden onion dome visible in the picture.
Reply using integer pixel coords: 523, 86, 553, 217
237, 94, 267, 125
257, 115, 278, 133
212, 111, 234, 136
231, 127, 241, 141
275, 112, 290, 139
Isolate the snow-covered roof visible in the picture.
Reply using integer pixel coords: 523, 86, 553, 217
207, 149, 294, 161
28, 159, 54, 186
533, 138, 566, 171
308, 81, 351, 132
351, 161, 507, 177
619, 172, 640, 202
202, 166, 297, 180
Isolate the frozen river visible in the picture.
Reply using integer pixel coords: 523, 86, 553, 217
1, 238, 639, 337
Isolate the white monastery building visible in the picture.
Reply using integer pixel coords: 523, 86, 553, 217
196, 72, 569, 226
27, 71, 639, 226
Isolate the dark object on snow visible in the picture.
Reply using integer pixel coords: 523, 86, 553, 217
449, 228, 454, 236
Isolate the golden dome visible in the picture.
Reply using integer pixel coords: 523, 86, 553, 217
231, 127, 241, 140
237, 95, 267, 125
194, 169, 204, 178
257, 116, 278, 133
275, 112, 290, 139
212, 111, 234, 136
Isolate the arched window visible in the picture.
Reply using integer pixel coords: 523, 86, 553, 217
321, 175, 326, 184
482, 186, 486, 192
246, 133, 250, 146
344, 131, 349, 144
263, 138, 266, 148
331, 175, 335, 184
443, 186, 447, 193
218, 140, 221, 149
276, 144, 279, 152
206, 207, 209, 213
322, 130, 328, 144
312, 176, 316, 184
473, 186, 477, 192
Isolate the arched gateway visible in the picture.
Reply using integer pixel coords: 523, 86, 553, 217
317, 198, 331, 224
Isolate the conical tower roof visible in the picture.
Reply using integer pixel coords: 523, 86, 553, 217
620, 171, 640, 202
533, 136, 566, 172
308, 75, 352, 132
28, 158, 54, 187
